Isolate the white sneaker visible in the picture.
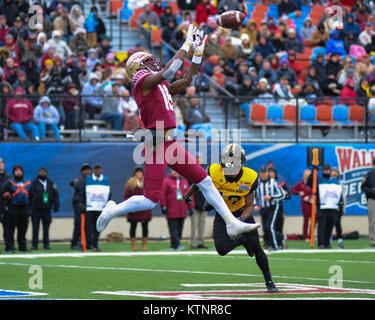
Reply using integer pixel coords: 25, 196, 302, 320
226, 220, 260, 238
96, 200, 116, 232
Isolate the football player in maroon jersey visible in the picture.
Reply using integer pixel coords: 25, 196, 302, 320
97, 26, 260, 239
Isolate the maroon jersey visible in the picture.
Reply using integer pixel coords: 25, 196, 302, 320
132, 69, 176, 129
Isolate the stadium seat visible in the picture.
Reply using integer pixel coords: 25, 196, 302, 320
110, 0, 124, 14
283, 104, 297, 123
333, 105, 351, 124
320, 99, 335, 107
169, 1, 179, 16
130, 8, 144, 28
151, 29, 162, 47
300, 105, 319, 123
316, 104, 335, 124
267, 105, 285, 122
349, 105, 365, 123
250, 104, 270, 123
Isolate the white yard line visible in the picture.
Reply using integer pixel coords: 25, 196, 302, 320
0, 260, 374, 286
0, 248, 374, 259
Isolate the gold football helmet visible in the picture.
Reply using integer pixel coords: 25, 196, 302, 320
125, 51, 163, 80
220, 143, 246, 176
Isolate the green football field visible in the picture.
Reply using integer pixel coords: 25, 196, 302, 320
0, 239, 374, 301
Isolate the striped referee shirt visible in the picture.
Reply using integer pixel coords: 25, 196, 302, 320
255, 178, 286, 208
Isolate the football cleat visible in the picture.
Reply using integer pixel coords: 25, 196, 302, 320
96, 200, 116, 232
266, 281, 279, 293
226, 220, 260, 238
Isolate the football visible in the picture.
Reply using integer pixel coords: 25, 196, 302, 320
216, 10, 246, 29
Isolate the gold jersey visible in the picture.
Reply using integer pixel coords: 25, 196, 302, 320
208, 163, 258, 212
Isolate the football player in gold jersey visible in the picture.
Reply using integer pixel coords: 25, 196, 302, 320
184, 144, 278, 293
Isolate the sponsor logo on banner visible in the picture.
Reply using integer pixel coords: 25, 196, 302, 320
335, 147, 375, 208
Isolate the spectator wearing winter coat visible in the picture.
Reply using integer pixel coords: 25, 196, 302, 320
70, 4, 85, 29
344, 14, 362, 38
44, 30, 72, 60
161, 171, 192, 250
204, 33, 223, 59
81, 73, 103, 119
17, 33, 43, 66
310, 53, 326, 81
340, 78, 357, 105
33, 96, 61, 141
161, 19, 177, 45
276, 58, 298, 87
54, 7, 76, 42
195, 0, 217, 25
160, 4, 177, 28
0, 0, 20, 27
309, 24, 330, 47
5, 87, 39, 141
255, 35, 276, 59
259, 59, 278, 85
237, 33, 254, 60
86, 48, 101, 71
184, 96, 211, 133
273, 76, 295, 106
62, 83, 82, 129
356, 78, 374, 106
278, 0, 297, 16
323, 71, 343, 96
101, 82, 124, 130
12, 71, 31, 92
284, 28, 304, 54
29, 167, 60, 250
3, 34, 21, 65
138, 3, 161, 29
84, 10, 99, 48
301, 18, 315, 40
359, 22, 375, 46
221, 36, 238, 64
326, 30, 347, 56
325, 53, 343, 76
69, 28, 89, 57
118, 89, 141, 131
345, 32, 360, 53
0, 14, 9, 44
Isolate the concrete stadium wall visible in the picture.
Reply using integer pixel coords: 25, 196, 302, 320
0, 215, 369, 243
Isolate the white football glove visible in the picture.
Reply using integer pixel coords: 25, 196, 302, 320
182, 24, 197, 53
191, 29, 207, 64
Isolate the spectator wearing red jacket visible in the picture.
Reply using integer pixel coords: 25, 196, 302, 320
287, 50, 303, 76
339, 78, 357, 105
291, 169, 313, 240
161, 170, 194, 250
124, 167, 152, 251
195, 0, 217, 25
5, 87, 39, 141
0, 14, 9, 45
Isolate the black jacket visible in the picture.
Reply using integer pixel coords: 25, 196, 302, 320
361, 170, 375, 200
0, 170, 12, 212
70, 173, 87, 210
29, 177, 60, 211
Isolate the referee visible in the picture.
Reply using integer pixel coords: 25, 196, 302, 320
255, 166, 286, 251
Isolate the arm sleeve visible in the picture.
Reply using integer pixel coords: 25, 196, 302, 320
271, 181, 286, 201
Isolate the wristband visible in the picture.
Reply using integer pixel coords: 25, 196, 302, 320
181, 42, 191, 53
192, 54, 202, 64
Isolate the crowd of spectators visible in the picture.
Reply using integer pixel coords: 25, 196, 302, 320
1, 0, 375, 141
157, 0, 375, 125
0, 0, 143, 141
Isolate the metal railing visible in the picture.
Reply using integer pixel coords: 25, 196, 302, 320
0, 93, 373, 143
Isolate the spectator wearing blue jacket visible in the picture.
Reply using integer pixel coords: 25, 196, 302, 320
84, 10, 99, 48
255, 35, 276, 59
34, 96, 61, 141
343, 14, 361, 38
326, 30, 347, 56
81, 73, 103, 119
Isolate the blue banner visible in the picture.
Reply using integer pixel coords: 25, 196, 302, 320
0, 143, 373, 217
